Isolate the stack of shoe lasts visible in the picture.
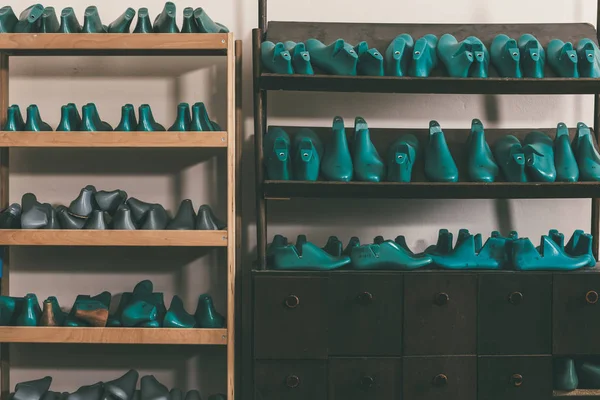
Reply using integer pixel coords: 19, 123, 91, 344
0, 3, 228, 34
555, 357, 600, 391
7, 371, 226, 400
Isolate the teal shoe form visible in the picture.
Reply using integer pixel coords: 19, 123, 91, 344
108, 8, 136, 33
466, 119, 498, 182
387, 134, 418, 182
323, 236, 343, 257
72, 291, 111, 327
195, 294, 225, 328
14, 377, 52, 400
168, 103, 191, 131
305, 38, 358, 76
548, 39, 579, 77
193, 8, 229, 33
518, 34, 545, 78
40, 296, 66, 326
263, 127, 292, 180
153, 2, 179, 33
351, 239, 432, 270
163, 295, 195, 328
4, 105, 25, 131
283, 41, 314, 75
115, 104, 138, 132
425, 229, 454, 255
523, 131, 557, 182
107, 292, 131, 327
424, 120, 458, 182
137, 105, 165, 131
385, 34, 413, 77
14, 4, 43, 33
57, 103, 82, 131
190, 102, 215, 131
81, 103, 112, 131
292, 128, 323, 181
181, 8, 200, 33
267, 234, 288, 264
564, 230, 595, 263
16, 293, 41, 326
58, 7, 81, 33
572, 122, 600, 181
493, 135, 527, 182
577, 38, 600, 78
0, 6, 17, 33
0, 296, 18, 325
40, 7, 59, 33
321, 116, 353, 182
270, 234, 351, 270
410, 34, 438, 77
466, 36, 489, 77
438, 34, 474, 77
491, 34, 521, 78
353, 117, 385, 182
578, 361, 600, 389
0, 203, 22, 229
25, 105, 52, 131
554, 123, 579, 182
122, 300, 157, 327
261, 41, 293, 74
343, 237, 360, 256
354, 41, 384, 76
431, 232, 506, 270
555, 358, 578, 391
82, 6, 107, 33
512, 235, 595, 270
132, 8, 152, 33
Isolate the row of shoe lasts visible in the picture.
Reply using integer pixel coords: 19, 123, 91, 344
4, 102, 221, 132
0, 3, 228, 34
9, 371, 225, 400
268, 229, 596, 271
555, 358, 600, 391
262, 34, 600, 78
0, 280, 225, 328
0, 187, 225, 230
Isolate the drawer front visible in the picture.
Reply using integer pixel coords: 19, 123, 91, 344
403, 356, 476, 400
329, 358, 402, 400
478, 274, 552, 355
404, 274, 477, 355
478, 356, 552, 400
254, 276, 328, 358
553, 274, 600, 354
329, 274, 403, 356
254, 360, 327, 400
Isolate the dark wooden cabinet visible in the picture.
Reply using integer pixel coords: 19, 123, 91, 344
478, 274, 552, 355
403, 356, 477, 400
329, 357, 402, 400
477, 356, 552, 400
254, 360, 327, 400
328, 273, 403, 356
404, 274, 477, 355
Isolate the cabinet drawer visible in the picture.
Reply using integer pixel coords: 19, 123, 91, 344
478, 356, 552, 400
478, 274, 552, 355
403, 356, 476, 400
329, 358, 402, 400
254, 276, 328, 358
254, 360, 327, 400
553, 274, 600, 354
404, 274, 477, 355
328, 274, 403, 356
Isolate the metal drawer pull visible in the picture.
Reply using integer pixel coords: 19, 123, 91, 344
435, 292, 450, 306
510, 374, 523, 387
586, 290, 599, 304
508, 291, 524, 305
357, 291, 373, 305
285, 375, 300, 388
360, 376, 375, 389
284, 295, 300, 309
433, 374, 448, 386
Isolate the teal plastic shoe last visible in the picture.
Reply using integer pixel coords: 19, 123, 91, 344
512, 235, 595, 270
554, 122, 579, 182
40, 7, 59, 33
57, 103, 82, 131
322, 236, 343, 257
431, 231, 507, 270
564, 229, 595, 263
547, 39, 579, 77
263, 127, 292, 180
283, 41, 314, 75
81, 103, 112, 131
387, 134, 418, 182
410, 34, 438, 77
343, 237, 360, 256
168, 103, 191, 131
267, 234, 288, 264
261, 41, 293, 74
523, 131, 557, 182
193, 8, 229, 33
153, 2, 179, 33
354, 41, 384, 76
578, 362, 600, 389
137, 105, 165, 131
122, 299, 157, 327
14, 4, 43, 33
25, 105, 52, 131
269, 234, 351, 270
181, 7, 200, 33
351, 239, 432, 270
132, 8, 152, 33
292, 128, 323, 181
163, 295, 195, 328
4, 105, 25, 131
425, 229, 454, 255
385, 34, 413, 77
438, 34, 474, 77
493, 135, 527, 182
0, 296, 18, 325
195, 294, 225, 328
466, 36, 489, 77
466, 119, 498, 182
491, 34, 521, 78
108, 8, 136, 33
115, 104, 138, 132
554, 358, 579, 391
353, 117, 385, 182
58, 7, 81, 33
0, 6, 17, 33
518, 34, 545, 78
577, 38, 600, 78
190, 102, 215, 131
40, 296, 65, 326
572, 122, 600, 181
305, 38, 358, 76
321, 116, 353, 182
424, 120, 458, 182
16, 293, 41, 326
82, 6, 107, 33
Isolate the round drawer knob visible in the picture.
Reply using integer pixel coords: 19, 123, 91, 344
284, 295, 300, 309
360, 376, 374, 389
586, 291, 599, 305
510, 374, 523, 387
435, 293, 450, 306
285, 375, 300, 388
433, 374, 448, 386
357, 291, 373, 305
508, 292, 524, 305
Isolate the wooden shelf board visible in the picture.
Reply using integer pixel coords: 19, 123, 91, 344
0, 131, 228, 148
0, 230, 228, 246
0, 327, 227, 344
554, 389, 600, 398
